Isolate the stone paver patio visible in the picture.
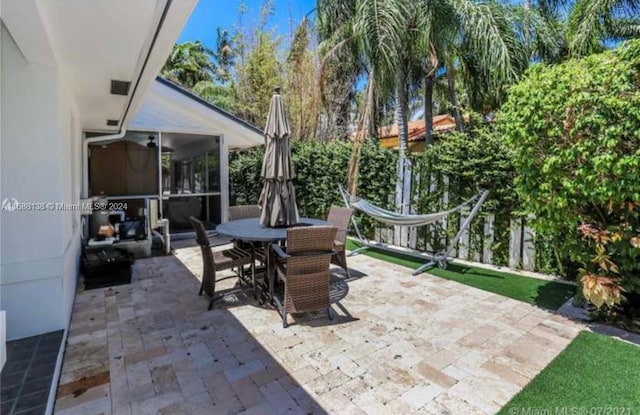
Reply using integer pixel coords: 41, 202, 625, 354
54, 243, 584, 414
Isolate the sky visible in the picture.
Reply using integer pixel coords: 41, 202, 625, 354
177, 0, 317, 49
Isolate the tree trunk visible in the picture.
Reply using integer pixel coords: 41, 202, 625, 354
346, 75, 375, 196
338, 98, 352, 140
396, 87, 409, 160
424, 73, 435, 146
446, 60, 464, 132
394, 76, 412, 247
346, 141, 362, 195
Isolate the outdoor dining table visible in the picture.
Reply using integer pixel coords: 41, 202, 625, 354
215, 217, 331, 301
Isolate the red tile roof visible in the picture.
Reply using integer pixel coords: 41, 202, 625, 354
378, 115, 456, 142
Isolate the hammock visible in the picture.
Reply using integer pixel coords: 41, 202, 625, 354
339, 185, 490, 274
348, 192, 482, 227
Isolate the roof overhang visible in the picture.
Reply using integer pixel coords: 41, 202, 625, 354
1, 0, 197, 133
129, 78, 263, 149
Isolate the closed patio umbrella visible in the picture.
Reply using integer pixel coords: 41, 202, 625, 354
258, 87, 300, 227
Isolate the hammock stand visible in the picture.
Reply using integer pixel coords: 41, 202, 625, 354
339, 185, 489, 275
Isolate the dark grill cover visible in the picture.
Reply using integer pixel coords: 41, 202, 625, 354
82, 247, 133, 289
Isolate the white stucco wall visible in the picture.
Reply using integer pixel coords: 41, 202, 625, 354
0, 24, 82, 340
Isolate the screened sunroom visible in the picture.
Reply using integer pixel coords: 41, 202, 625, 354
85, 77, 262, 240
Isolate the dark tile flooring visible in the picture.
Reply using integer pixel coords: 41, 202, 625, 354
1, 331, 64, 415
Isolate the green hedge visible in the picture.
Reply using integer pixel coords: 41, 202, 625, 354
501, 40, 640, 310
228, 146, 264, 206
291, 140, 351, 217
228, 127, 535, 270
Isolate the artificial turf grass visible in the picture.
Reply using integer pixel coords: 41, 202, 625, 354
498, 331, 640, 413
346, 239, 576, 310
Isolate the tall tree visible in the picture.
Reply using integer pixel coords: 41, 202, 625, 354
192, 81, 237, 112
232, 0, 283, 126
320, 0, 413, 239
316, 0, 361, 141
519, 0, 639, 60
286, 18, 321, 140
414, 0, 546, 138
161, 41, 215, 88
213, 28, 234, 83
190, 28, 238, 112
317, 0, 531, 200
239, 32, 282, 126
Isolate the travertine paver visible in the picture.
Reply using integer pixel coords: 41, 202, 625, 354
54, 243, 584, 414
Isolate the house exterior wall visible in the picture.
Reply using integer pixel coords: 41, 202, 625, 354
0, 23, 82, 340
379, 137, 429, 153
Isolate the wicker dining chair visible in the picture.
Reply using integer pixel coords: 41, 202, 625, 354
228, 205, 261, 221
272, 226, 337, 328
190, 217, 255, 310
327, 206, 353, 277
227, 204, 266, 266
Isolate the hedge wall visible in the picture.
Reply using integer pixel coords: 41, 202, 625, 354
229, 139, 397, 236
229, 127, 532, 270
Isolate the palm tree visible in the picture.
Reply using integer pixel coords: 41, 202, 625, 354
213, 28, 234, 83
319, 0, 410, 201
317, 0, 361, 141
162, 41, 216, 88
318, 0, 535, 197
415, 0, 552, 140
567, 0, 639, 56
456, 4, 556, 115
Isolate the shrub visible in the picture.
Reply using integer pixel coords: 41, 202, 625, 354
291, 140, 351, 218
229, 146, 264, 205
352, 140, 398, 236
501, 40, 640, 315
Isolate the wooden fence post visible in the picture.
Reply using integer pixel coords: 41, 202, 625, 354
509, 217, 523, 269
441, 176, 450, 254
400, 159, 412, 247
483, 214, 495, 264
394, 159, 403, 247
471, 220, 481, 262
458, 214, 470, 260
408, 171, 419, 249
522, 215, 536, 271
425, 173, 437, 253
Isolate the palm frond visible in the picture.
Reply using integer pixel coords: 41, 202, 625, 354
352, 0, 409, 88
606, 17, 640, 40
447, 0, 523, 83
568, 0, 640, 56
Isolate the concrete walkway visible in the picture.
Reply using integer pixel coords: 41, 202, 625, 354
54, 244, 583, 414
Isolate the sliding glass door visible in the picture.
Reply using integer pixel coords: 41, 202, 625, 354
161, 136, 221, 231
